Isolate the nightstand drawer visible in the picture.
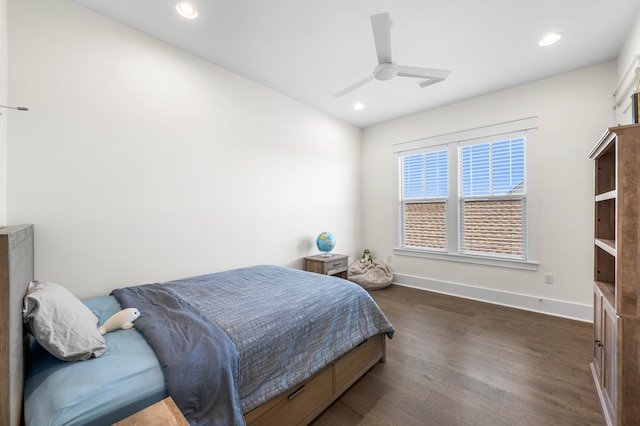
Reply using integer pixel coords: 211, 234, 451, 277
325, 257, 348, 275
303, 254, 349, 279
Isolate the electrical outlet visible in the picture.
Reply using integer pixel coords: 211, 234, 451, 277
387, 255, 392, 263
544, 273, 554, 284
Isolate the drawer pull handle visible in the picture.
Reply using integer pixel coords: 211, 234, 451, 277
332, 262, 342, 266
288, 385, 306, 400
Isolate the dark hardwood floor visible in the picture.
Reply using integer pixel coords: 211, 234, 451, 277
313, 284, 604, 426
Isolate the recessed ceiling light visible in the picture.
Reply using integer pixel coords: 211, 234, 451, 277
176, 2, 198, 19
354, 102, 365, 110
538, 33, 562, 47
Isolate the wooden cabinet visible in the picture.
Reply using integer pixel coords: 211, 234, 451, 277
593, 288, 603, 379
303, 254, 349, 279
588, 124, 640, 426
593, 283, 617, 424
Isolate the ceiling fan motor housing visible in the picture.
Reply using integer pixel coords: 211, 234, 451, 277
374, 62, 398, 81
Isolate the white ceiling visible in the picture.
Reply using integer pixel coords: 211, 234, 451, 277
70, 0, 640, 128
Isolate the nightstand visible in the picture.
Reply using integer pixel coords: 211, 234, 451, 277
113, 397, 188, 426
303, 254, 349, 279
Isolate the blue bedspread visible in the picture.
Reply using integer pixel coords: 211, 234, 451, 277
113, 265, 395, 425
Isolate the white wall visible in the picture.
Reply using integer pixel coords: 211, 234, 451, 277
0, 0, 7, 226
7, 0, 362, 299
362, 62, 617, 320
616, 10, 640, 124
6, 0, 635, 314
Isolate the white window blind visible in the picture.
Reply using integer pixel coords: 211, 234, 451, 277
459, 137, 526, 259
400, 149, 448, 250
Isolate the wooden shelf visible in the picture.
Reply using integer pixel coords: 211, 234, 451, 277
595, 238, 616, 256
595, 190, 617, 202
595, 198, 616, 243
595, 280, 615, 307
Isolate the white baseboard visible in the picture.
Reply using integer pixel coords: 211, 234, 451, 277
392, 273, 593, 323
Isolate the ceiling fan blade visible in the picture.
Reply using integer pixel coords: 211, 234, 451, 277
417, 77, 445, 88
397, 66, 451, 80
334, 74, 375, 98
371, 13, 392, 65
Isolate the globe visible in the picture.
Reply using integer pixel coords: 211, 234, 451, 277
316, 232, 336, 257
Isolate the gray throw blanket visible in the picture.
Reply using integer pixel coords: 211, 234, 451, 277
112, 284, 245, 426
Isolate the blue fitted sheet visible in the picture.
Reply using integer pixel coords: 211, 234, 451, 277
23, 296, 167, 426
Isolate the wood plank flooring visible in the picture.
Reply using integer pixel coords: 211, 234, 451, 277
312, 284, 604, 426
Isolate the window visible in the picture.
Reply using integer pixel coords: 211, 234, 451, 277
394, 118, 538, 269
459, 138, 525, 258
401, 150, 448, 250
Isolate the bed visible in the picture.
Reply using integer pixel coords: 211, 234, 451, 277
1, 225, 395, 426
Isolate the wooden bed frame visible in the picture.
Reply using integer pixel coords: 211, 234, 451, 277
0, 225, 34, 426
0, 224, 386, 426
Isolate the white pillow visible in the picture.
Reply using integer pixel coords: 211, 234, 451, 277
23, 281, 106, 361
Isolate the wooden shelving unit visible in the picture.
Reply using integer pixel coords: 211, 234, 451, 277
588, 123, 640, 426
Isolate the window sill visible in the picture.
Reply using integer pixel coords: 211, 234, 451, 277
394, 247, 539, 271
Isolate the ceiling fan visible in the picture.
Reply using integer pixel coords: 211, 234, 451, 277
334, 13, 452, 98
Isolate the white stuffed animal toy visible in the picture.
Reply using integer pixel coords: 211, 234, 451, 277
98, 308, 141, 335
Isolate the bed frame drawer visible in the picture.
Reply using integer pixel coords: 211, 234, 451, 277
334, 334, 384, 393
248, 366, 332, 426
245, 333, 386, 426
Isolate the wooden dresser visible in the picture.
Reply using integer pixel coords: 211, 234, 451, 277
588, 123, 640, 426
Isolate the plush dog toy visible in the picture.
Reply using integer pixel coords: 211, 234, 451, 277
98, 308, 140, 335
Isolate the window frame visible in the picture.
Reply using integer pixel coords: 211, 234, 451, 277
393, 117, 539, 270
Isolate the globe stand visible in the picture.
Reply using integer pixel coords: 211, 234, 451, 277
320, 252, 333, 258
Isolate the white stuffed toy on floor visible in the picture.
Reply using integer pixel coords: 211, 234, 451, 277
98, 308, 141, 335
